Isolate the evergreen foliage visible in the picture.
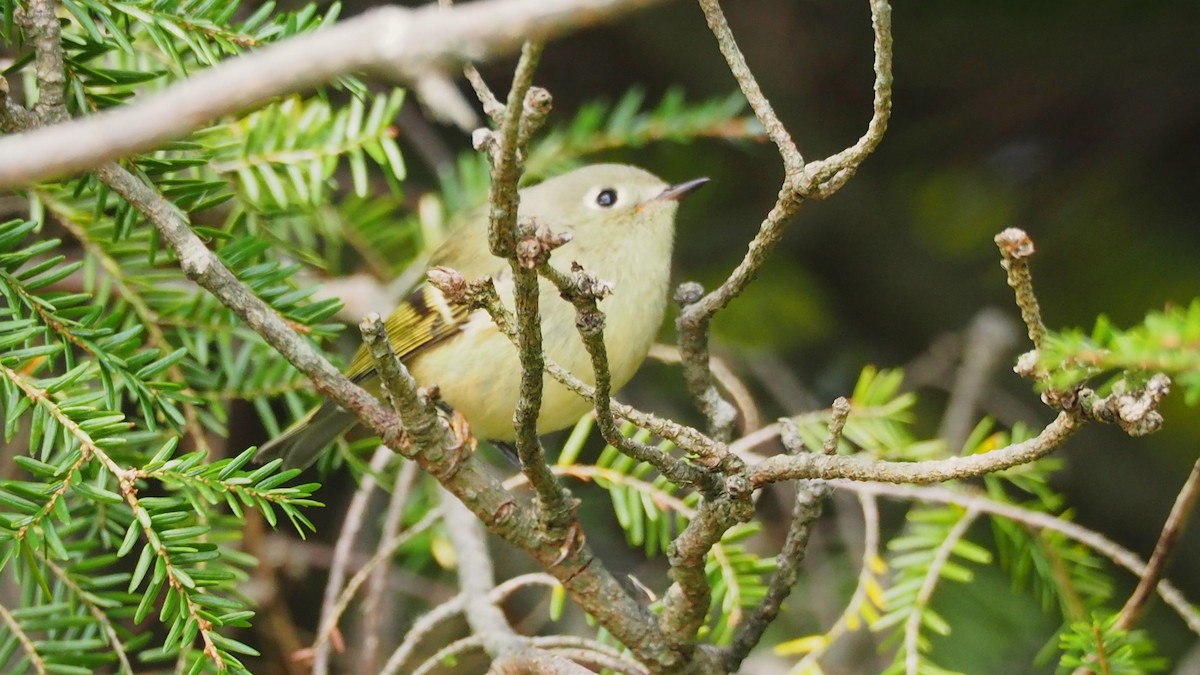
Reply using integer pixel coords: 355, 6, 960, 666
0, 0, 1194, 672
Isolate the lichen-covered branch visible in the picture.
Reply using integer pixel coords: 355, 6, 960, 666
995, 228, 1048, 350
538, 262, 713, 490
752, 411, 1081, 487
476, 41, 576, 523
722, 402, 848, 670
678, 0, 894, 442
659, 479, 754, 665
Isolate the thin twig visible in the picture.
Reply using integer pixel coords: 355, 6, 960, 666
360, 460, 422, 673
823, 397, 851, 456
311, 446, 393, 675
540, 264, 712, 490
382, 574, 562, 675
798, 0, 893, 194
994, 228, 1047, 351
695, 0, 801, 169
904, 508, 979, 675
724, 400, 848, 670
480, 41, 576, 522
659, 485, 755, 668
678, 0, 894, 443
309, 508, 445, 660
833, 481, 1200, 635
649, 344, 762, 434
789, 492, 883, 671
751, 411, 1080, 487
1116, 455, 1200, 630
381, 595, 466, 675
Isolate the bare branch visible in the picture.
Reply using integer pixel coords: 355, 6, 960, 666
659, 481, 754, 665
311, 446, 393, 674
835, 481, 1200, 635
904, 508, 979, 674
995, 227, 1048, 350
677, 0, 893, 442
359, 460, 423, 673
439, 488, 526, 658
799, 0, 893, 191
0, 0, 670, 188
751, 411, 1081, 487
695, 0, 801, 170
1117, 455, 1200, 630
477, 42, 578, 523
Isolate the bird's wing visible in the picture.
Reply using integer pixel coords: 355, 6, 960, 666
344, 282, 470, 381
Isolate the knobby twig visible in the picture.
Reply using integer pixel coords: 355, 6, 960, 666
477, 41, 577, 523
1116, 455, 1200, 630
751, 411, 1080, 487
648, 344, 763, 434
677, 0, 893, 442
998, 229, 1172, 435
995, 228, 1047, 351
723, 401, 849, 670
659, 477, 755, 666
0, 0, 671, 188
539, 263, 712, 490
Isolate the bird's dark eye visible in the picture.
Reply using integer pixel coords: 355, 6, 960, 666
595, 188, 618, 208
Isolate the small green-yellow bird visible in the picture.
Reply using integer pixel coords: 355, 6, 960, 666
257, 164, 708, 469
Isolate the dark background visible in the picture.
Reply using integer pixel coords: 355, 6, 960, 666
335, 0, 1200, 670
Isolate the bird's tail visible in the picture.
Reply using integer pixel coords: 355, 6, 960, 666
255, 401, 357, 470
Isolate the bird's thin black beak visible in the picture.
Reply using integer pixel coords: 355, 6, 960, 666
656, 177, 710, 201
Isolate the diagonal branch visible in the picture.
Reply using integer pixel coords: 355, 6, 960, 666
1116, 455, 1200, 630
0, 0, 671, 188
